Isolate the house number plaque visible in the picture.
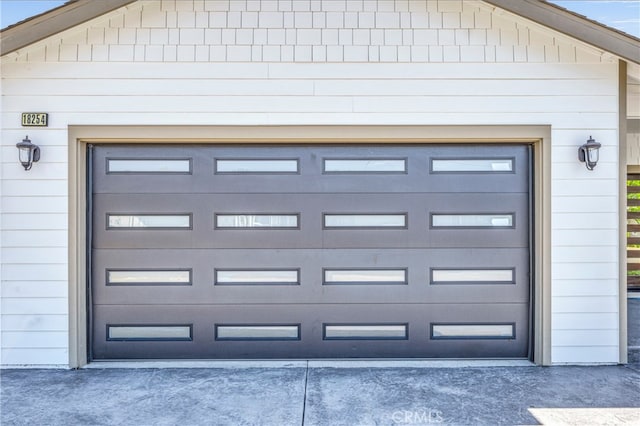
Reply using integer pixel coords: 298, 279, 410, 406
21, 112, 48, 127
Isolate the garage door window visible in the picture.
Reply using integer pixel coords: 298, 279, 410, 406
215, 325, 300, 340
107, 269, 192, 285
215, 269, 300, 285
431, 158, 514, 173
107, 325, 193, 341
323, 158, 407, 173
215, 159, 299, 174
431, 214, 514, 228
324, 324, 408, 340
324, 214, 407, 229
431, 323, 515, 339
107, 159, 192, 174
215, 214, 299, 229
323, 269, 407, 285
430, 269, 515, 285
107, 214, 192, 229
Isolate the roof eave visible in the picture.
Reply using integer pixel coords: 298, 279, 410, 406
0, 0, 137, 56
484, 0, 640, 65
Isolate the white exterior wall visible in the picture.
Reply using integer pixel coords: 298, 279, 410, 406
0, 0, 621, 366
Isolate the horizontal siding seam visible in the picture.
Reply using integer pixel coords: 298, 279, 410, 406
551, 328, 619, 331
2, 312, 69, 316
551, 345, 618, 348
2, 296, 67, 300
0, 264, 69, 266
551, 244, 617, 247
1, 297, 69, 300
0, 346, 68, 349
1, 246, 67, 249
559, 294, 617, 299
552, 293, 619, 296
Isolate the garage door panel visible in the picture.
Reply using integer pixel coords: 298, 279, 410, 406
92, 248, 529, 305
93, 145, 528, 195
93, 193, 527, 249
91, 144, 532, 360
92, 304, 527, 359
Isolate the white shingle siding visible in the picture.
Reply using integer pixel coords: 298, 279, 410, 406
0, 0, 622, 366
4, 0, 611, 64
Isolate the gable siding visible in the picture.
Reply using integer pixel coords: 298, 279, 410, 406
0, 0, 621, 366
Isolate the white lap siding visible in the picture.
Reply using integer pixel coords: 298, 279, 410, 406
0, 0, 621, 366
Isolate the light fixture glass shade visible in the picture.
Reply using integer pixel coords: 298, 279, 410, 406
578, 136, 601, 170
586, 145, 599, 165
16, 136, 40, 170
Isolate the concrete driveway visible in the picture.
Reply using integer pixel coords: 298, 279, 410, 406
2, 361, 640, 426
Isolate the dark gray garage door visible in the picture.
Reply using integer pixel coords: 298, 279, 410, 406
90, 144, 531, 360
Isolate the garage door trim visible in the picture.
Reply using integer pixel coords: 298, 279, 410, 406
68, 124, 552, 367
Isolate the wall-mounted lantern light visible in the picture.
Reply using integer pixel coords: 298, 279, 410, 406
578, 136, 601, 171
16, 135, 40, 171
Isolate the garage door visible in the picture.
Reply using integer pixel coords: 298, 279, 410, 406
90, 144, 531, 360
